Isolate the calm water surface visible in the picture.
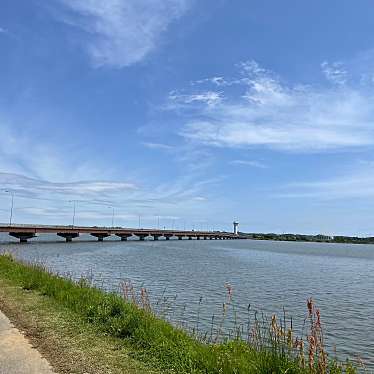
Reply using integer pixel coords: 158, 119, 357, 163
2, 235, 373, 369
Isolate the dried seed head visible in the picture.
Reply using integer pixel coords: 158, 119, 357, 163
307, 298, 314, 317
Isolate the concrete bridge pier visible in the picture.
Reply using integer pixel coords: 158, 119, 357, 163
177, 236, 183, 240
91, 233, 110, 242
164, 235, 173, 240
153, 234, 160, 240
116, 234, 132, 241
138, 234, 147, 241
9, 232, 36, 243
57, 232, 79, 242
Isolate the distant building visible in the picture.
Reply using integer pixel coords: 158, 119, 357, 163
233, 221, 239, 235
315, 234, 332, 241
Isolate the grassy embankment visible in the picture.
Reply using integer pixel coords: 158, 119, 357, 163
0, 254, 357, 374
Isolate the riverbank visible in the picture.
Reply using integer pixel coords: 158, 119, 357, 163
0, 254, 357, 373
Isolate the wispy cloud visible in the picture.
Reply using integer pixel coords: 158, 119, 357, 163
142, 142, 175, 151
230, 160, 267, 168
192, 76, 228, 86
321, 61, 348, 85
168, 60, 374, 152
0, 172, 136, 202
192, 196, 207, 201
0, 118, 219, 223
0, 170, 221, 226
0, 114, 222, 226
53, 0, 191, 67
169, 90, 223, 107
0, 119, 116, 182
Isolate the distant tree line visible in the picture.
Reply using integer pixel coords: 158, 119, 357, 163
239, 232, 374, 244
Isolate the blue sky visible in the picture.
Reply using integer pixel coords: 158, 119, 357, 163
2, 0, 374, 235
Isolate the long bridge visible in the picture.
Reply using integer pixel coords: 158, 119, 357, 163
0, 224, 246, 243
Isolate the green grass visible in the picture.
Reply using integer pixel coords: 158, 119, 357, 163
0, 254, 357, 374
0, 277, 161, 374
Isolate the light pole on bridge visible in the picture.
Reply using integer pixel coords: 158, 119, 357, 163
69, 200, 77, 227
4, 190, 14, 226
108, 206, 115, 228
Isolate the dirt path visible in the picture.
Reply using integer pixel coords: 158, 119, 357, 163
0, 310, 55, 374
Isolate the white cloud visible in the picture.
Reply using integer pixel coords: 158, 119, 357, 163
230, 160, 267, 168
142, 142, 175, 151
54, 0, 190, 67
192, 61, 266, 88
0, 172, 136, 200
192, 196, 207, 201
169, 90, 223, 107
193, 76, 228, 86
321, 61, 348, 85
0, 27, 6, 33
171, 60, 374, 152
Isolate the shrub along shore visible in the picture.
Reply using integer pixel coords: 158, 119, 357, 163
0, 254, 357, 374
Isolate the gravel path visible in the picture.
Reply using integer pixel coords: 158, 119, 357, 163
0, 311, 55, 374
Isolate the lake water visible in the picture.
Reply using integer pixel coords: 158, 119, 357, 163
1, 234, 373, 370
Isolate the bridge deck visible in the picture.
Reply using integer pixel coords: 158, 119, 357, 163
0, 224, 245, 242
